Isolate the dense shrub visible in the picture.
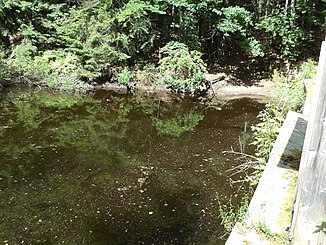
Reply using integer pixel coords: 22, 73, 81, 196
158, 41, 208, 93
7, 40, 89, 90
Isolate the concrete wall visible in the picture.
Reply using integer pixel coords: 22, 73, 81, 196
291, 38, 326, 245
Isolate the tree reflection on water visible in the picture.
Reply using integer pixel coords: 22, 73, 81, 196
0, 90, 264, 244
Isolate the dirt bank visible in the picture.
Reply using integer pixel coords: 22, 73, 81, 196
97, 73, 276, 103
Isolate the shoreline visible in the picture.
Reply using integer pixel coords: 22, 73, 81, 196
95, 74, 275, 103
1, 74, 276, 103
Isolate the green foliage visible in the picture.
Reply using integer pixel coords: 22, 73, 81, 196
33, 50, 86, 90
158, 41, 207, 92
218, 7, 253, 36
218, 194, 250, 232
117, 0, 164, 55
0, 0, 324, 88
152, 0, 204, 50
241, 37, 265, 57
117, 67, 134, 87
274, 60, 317, 111
135, 64, 159, 86
0, 50, 10, 82
252, 103, 286, 161
154, 113, 204, 137
257, 11, 312, 59
60, 5, 130, 78
216, 6, 265, 58
251, 60, 317, 166
7, 40, 88, 90
256, 223, 277, 240
298, 59, 318, 79
8, 39, 37, 76
255, 222, 290, 243
0, 0, 67, 47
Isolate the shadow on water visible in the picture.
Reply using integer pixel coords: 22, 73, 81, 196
0, 89, 265, 244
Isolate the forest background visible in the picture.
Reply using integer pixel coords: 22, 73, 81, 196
0, 0, 325, 92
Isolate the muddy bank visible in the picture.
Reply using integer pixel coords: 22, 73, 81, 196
96, 73, 275, 103
1, 72, 276, 104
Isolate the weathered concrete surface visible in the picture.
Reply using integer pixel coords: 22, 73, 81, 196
226, 111, 307, 244
302, 79, 316, 117
245, 112, 307, 232
226, 223, 270, 245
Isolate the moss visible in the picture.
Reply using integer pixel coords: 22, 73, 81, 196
278, 170, 298, 229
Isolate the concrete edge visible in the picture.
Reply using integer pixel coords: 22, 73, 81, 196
226, 111, 308, 244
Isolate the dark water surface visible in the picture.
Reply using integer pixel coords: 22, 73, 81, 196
0, 89, 264, 244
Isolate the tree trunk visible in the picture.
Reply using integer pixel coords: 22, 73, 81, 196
285, 0, 289, 13
258, 0, 263, 16
266, 0, 271, 16
290, 0, 295, 14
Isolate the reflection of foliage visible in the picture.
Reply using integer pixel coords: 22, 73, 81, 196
0, 125, 4, 137
154, 113, 204, 137
10, 91, 86, 109
5, 92, 89, 131
49, 103, 132, 157
15, 103, 41, 130
35, 93, 81, 109
2, 143, 42, 161
0, 90, 261, 244
8, 93, 43, 130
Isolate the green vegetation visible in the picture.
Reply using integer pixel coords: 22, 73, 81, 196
0, 0, 324, 90
158, 41, 207, 93
117, 67, 134, 91
221, 60, 317, 240
251, 60, 317, 164
255, 222, 290, 244
218, 194, 250, 232
256, 223, 276, 240
322, 217, 326, 231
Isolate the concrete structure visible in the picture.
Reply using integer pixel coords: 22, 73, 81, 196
226, 112, 307, 245
291, 38, 326, 245
226, 37, 326, 245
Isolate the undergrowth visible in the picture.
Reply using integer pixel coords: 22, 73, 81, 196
218, 194, 251, 232
250, 59, 317, 184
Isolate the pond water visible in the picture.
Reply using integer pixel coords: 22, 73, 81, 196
0, 89, 265, 244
